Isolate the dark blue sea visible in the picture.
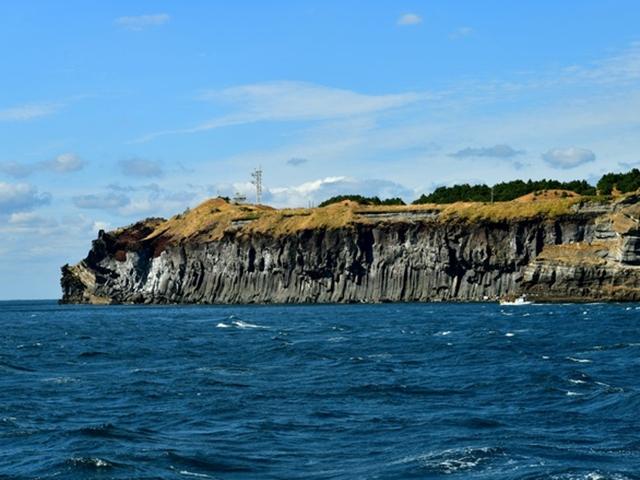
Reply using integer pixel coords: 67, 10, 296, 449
1, 301, 640, 479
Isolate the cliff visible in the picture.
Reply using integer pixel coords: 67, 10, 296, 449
60, 193, 640, 304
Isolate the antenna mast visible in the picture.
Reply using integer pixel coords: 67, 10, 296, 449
251, 166, 263, 204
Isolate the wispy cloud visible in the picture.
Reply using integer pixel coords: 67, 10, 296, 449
0, 153, 86, 178
115, 13, 170, 31
450, 145, 524, 159
563, 40, 640, 87
135, 81, 430, 142
0, 102, 62, 122
397, 13, 422, 26
136, 44, 640, 144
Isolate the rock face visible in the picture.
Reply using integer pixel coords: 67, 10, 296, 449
60, 197, 640, 304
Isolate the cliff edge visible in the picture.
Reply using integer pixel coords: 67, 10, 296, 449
60, 194, 640, 304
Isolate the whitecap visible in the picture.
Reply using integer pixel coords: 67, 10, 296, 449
392, 446, 500, 473
368, 353, 392, 359
179, 471, 213, 478
594, 381, 624, 392
569, 379, 587, 384
542, 355, 550, 359
42, 376, 76, 384
505, 332, 515, 337
551, 471, 633, 480
233, 320, 267, 329
566, 391, 583, 396
68, 457, 111, 468
566, 356, 592, 363
216, 322, 231, 328
436, 331, 451, 336
327, 336, 346, 343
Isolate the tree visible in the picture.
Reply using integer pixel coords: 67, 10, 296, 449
413, 178, 596, 204
318, 195, 406, 207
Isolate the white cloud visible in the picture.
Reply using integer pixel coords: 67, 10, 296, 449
115, 13, 170, 31
50, 153, 85, 172
0, 153, 86, 178
0, 213, 107, 266
214, 176, 412, 208
117, 191, 196, 217
8, 212, 57, 227
0, 183, 51, 214
542, 147, 596, 169
0, 102, 61, 122
71, 184, 199, 218
397, 13, 422, 26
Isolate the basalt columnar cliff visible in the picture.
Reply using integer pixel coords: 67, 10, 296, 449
60, 192, 640, 304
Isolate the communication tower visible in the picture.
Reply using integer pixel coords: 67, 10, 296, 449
251, 167, 263, 204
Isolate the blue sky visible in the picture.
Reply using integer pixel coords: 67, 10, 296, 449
1, 1, 640, 299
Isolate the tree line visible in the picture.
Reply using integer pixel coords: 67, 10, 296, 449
317, 168, 640, 206
317, 195, 406, 207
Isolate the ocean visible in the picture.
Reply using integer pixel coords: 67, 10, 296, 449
1, 301, 639, 479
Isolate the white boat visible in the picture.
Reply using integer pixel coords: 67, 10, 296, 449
500, 296, 532, 306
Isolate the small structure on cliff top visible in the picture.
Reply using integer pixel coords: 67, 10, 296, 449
232, 192, 247, 205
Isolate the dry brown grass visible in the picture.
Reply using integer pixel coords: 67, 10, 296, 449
611, 212, 639, 235
536, 241, 615, 266
514, 189, 580, 202
135, 194, 597, 244
438, 197, 580, 222
144, 198, 274, 243
244, 201, 358, 236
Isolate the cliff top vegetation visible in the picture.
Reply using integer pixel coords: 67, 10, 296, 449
135, 192, 604, 245
315, 169, 639, 208
117, 168, 640, 245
